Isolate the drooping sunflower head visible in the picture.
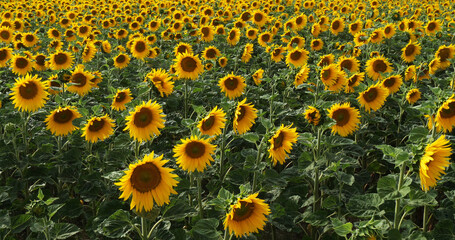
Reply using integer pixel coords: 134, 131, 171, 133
269, 124, 299, 165
357, 83, 389, 113
10, 74, 49, 112
406, 88, 421, 105
145, 68, 174, 97
198, 106, 227, 136
174, 52, 204, 80
381, 75, 402, 94
285, 47, 309, 68
173, 136, 216, 172
226, 27, 241, 46
304, 106, 321, 126
81, 115, 116, 143
224, 193, 271, 237
0, 47, 13, 67
252, 69, 264, 85
318, 54, 335, 67
124, 100, 166, 142
345, 72, 365, 93
419, 135, 452, 191
112, 88, 133, 111
219, 73, 246, 100
82, 42, 97, 63
115, 152, 179, 212
327, 102, 360, 137
234, 98, 258, 134
365, 56, 393, 81
241, 43, 254, 63
45, 106, 82, 136
294, 65, 310, 87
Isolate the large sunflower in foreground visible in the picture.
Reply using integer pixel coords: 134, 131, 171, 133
357, 83, 389, 113
10, 74, 49, 112
365, 56, 393, 81
45, 106, 81, 136
327, 103, 360, 137
124, 101, 166, 142
81, 115, 115, 143
269, 125, 299, 165
174, 52, 203, 80
419, 135, 452, 191
219, 73, 246, 99
115, 152, 179, 212
49, 51, 73, 70
198, 106, 226, 136
233, 99, 258, 134
435, 98, 455, 132
173, 136, 216, 172
224, 193, 270, 238
112, 88, 133, 111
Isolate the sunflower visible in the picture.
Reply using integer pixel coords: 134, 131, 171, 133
233, 99, 258, 134
425, 20, 442, 35
304, 106, 321, 126
257, 32, 273, 48
286, 36, 305, 50
434, 45, 455, 69
199, 25, 215, 42
64, 29, 76, 41
173, 136, 216, 172
0, 47, 13, 67
174, 52, 204, 80
406, 88, 421, 105
219, 57, 228, 68
224, 193, 270, 237
327, 72, 347, 92
320, 64, 339, 87
318, 54, 334, 67
252, 10, 267, 27
124, 101, 165, 142
311, 23, 321, 37
113, 53, 130, 69
67, 65, 94, 96
269, 125, 299, 165
429, 58, 441, 75
112, 89, 133, 111
49, 51, 73, 70
353, 31, 369, 46
383, 24, 396, 38
294, 65, 310, 87
330, 18, 345, 35
252, 69, 264, 86
174, 42, 193, 57
202, 46, 220, 60
115, 152, 179, 212
219, 73, 246, 100
226, 28, 241, 46
246, 28, 258, 40
311, 39, 323, 51
365, 56, 393, 81
401, 41, 421, 63
327, 103, 360, 137
357, 83, 389, 113
33, 54, 47, 71
270, 46, 285, 62
369, 29, 384, 44
145, 69, 174, 97
285, 47, 309, 68
82, 42, 97, 63
10, 55, 33, 76
10, 74, 49, 112
338, 56, 359, 73
21, 32, 39, 47
241, 43, 254, 63
405, 65, 417, 82
345, 72, 365, 93
81, 115, 115, 143
349, 21, 362, 35
101, 40, 111, 54
130, 37, 149, 60
45, 106, 81, 136
198, 106, 227, 136
77, 25, 92, 38
0, 27, 13, 43
419, 135, 452, 191
435, 98, 455, 132
381, 75, 402, 94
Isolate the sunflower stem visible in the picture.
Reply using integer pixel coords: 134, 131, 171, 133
147, 218, 163, 239
423, 204, 429, 232
313, 128, 322, 213
141, 217, 148, 240
269, 82, 275, 124
393, 164, 405, 229
223, 228, 230, 240
184, 80, 188, 119
135, 140, 141, 159
21, 112, 30, 153
252, 136, 265, 193
197, 172, 204, 218
219, 126, 227, 182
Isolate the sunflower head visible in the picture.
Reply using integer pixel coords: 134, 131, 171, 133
81, 115, 116, 143
252, 69, 264, 85
124, 101, 166, 142
269, 125, 299, 165
112, 88, 133, 111
304, 106, 321, 126
285, 47, 309, 68
419, 135, 452, 191
145, 68, 174, 97
173, 136, 216, 172
357, 83, 389, 113
365, 56, 393, 81
49, 51, 73, 70
45, 106, 82, 136
219, 73, 246, 99
406, 88, 421, 105
327, 103, 360, 137
234, 98, 258, 134
174, 52, 204, 80
11, 55, 33, 76
198, 106, 227, 136
10, 74, 49, 112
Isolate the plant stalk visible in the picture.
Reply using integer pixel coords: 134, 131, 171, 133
141, 217, 148, 240
197, 172, 203, 218
423, 204, 429, 232
394, 164, 405, 229
252, 137, 265, 193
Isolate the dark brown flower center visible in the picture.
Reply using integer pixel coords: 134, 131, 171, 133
405, 44, 416, 57
261, 34, 270, 42
273, 131, 285, 149
229, 30, 236, 40
135, 41, 146, 53
185, 141, 206, 158
79, 26, 88, 34
296, 17, 303, 25
25, 34, 34, 42
19, 81, 38, 99
0, 50, 7, 60
313, 40, 320, 47
206, 49, 216, 58
15, 57, 29, 69
53, 109, 74, 123
72, 73, 87, 87
54, 53, 68, 65
332, 21, 340, 30
440, 102, 455, 119
350, 23, 358, 31
290, 50, 302, 61
88, 118, 105, 132
133, 107, 153, 128
372, 60, 387, 73
254, 13, 263, 22
201, 27, 210, 37
130, 162, 161, 193
322, 68, 331, 80
273, 49, 281, 57
348, 75, 358, 86
363, 88, 378, 102
232, 201, 255, 221
117, 54, 126, 63
383, 77, 395, 87
115, 92, 126, 102
332, 109, 350, 126
384, 26, 391, 34
150, 21, 157, 28
35, 55, 46, 66
181, 56, 197, 72
224, 77, 239, 90
201, 115, 215, 131
340, 59, 353, 71
177, 45, 189, 54
236, 106, 246, 122
0, 30, 10, 39
437, 48, 450, 61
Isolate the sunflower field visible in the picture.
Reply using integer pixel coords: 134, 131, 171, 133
1, 0, 455, 239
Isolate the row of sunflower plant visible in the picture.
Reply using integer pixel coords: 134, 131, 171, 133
0, 0, 455, 239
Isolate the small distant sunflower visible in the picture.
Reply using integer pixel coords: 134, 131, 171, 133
294, 65, 310, 86
82, 42, 97, 63
270, 46, 285, 62
269, 125, 299, 165
200, 26, 215, 42
401, 41, 421, 63
49, 51, 73, 70
285, 47, 309, 68
406, 88, 421, 105
67, 65, 94, 96
112, 89, 133, 111
381, 75, 402, 94
287, 36, 305, 50
113, 53, 130, 69
115, 152, 179, 212
246, 28, 258, 40
45, 106, 81, 136
0, 47, 13, 67
145, 68, 174, 97
173, 136, 216, 172
327, 103, 360, 137
64, 29, 76, 41
405, 65, 417, 82
365, 56, 393, 81
202, 46, 220, 60
258, 32, 273, 48
219, 73, 246, 99
318, 54, 334, 67
124, 101, 166, 142
304, 106, 321, 126
224, 193, 270, 238
11, 55, 33, 76
353, 31, 369, 46
419, 135, 452, 191
47, 28, 61, 39
320, 64, 339, 87
174, 42, 193, 57
349, 21, 362, 35
435, 98, 455, 132
252, 10, 268, 27
425, 20, 442, 35
241, 43, 254, 63
219, 57, 228, 68
226, 28, 241, 46
81, 115, 115, 143
369, 29, 384, 44
338, 56, 359, 73
252, 69, 264, 85
330, 18, 345, 35
345, 72, 365, 93
383, 24, 396, 38
174, 52, 204, 80
10, 74, 49, 112
198, 106, 227, 136
311, 39, 323, 51
233, 99, 258, 134
357, 83, 389, 113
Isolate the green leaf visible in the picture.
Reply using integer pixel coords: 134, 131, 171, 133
405, 189, 438, 207
338, 172, 355, 186
0, 210, 10, 229
260, 117, 273, 130
48, 204, 65, 219
190, 218, 221, 240
408, 127, 429, 143
49, 223, 80, 240
11, 214, 32, 234
162, 199, 198, 221
242, 132, 259, 143
331, 218, 353, 237
388, 229, 402, 240
347, 194, 384, 218
37, 189, 44, 201
97, 210, 132, 238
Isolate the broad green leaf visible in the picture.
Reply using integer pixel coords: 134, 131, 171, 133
49, 223, 80, 240
408, 127, 428, 143
331, 218, 353, 237
191, 218, 221, 240
11, 214, 32, 234
162, 199, 197, 221
97, 210, 132, 238
347, 194, 384, 218
338, 172, 355, 186
242, 132, 259, 143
